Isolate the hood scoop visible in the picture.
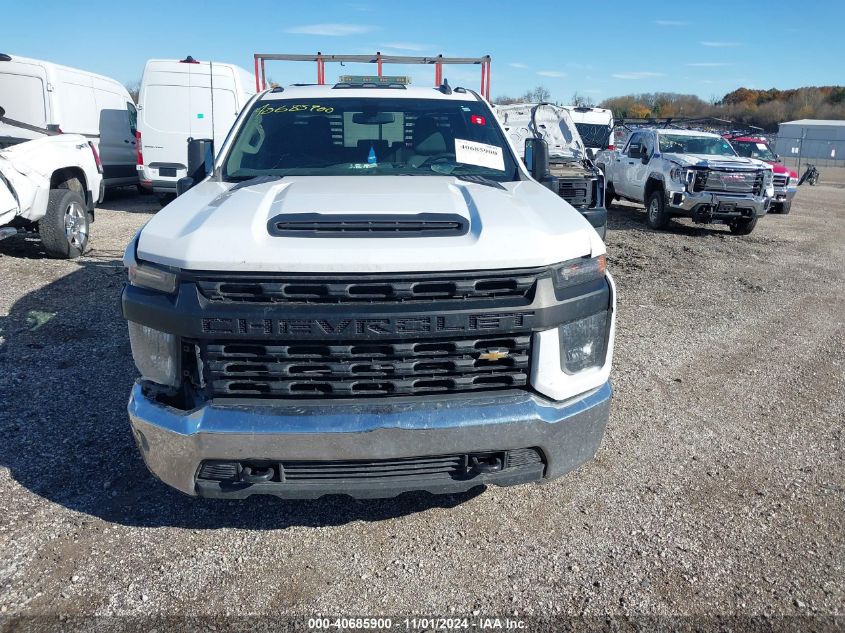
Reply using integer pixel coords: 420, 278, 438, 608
267, 213, 469, 238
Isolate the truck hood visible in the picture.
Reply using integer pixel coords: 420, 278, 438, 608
765, 161, 797, 177
135, 176, 603, 273
663, 153, 771, 170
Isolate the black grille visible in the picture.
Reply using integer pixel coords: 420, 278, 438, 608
558, 179, 592, 207
773, 174, 788, 189
693, 169, 765, 195
197, 449, 544, 483
194, 269, 541, 305
267, 213, 469, 238
200, 334, 531, 399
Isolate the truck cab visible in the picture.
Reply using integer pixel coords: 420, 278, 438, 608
122, 79, 616, 499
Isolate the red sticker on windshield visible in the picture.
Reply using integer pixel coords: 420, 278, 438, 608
471, 115, 486, 125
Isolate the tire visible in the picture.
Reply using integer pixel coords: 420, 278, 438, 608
645, 189, 670, 230
605, 181, 617, 204
728, 217, 758, 236
39, 189, 90, 259
780, 200, 792, 215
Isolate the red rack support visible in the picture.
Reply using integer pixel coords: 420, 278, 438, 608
252, 53, 491, 96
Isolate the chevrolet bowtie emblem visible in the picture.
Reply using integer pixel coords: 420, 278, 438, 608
478, 349, 510, 361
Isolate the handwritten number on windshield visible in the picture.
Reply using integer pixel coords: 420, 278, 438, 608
255, 104, 335, 115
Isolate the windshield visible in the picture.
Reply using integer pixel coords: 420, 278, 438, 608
574, 123, 612, 149
658, 134, 737, 156
732, 140, 776, 161
223, 97, 520, 182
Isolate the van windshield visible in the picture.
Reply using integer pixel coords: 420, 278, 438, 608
223, 98, 520, 181
658, 134, 737, 156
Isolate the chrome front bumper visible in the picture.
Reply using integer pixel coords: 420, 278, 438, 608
666, 188, 769, 219
128, 381, 612, 499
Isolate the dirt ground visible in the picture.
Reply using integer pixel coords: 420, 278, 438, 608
0, 184, 842, 630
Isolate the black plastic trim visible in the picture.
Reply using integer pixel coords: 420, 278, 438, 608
122, 275, 611, 341
267, 213, 470, 238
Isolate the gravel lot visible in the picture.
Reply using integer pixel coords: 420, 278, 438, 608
0, 185, 842, 627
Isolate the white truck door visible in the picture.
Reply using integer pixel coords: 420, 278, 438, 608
627, 131, 654, 202
616, 131, 643, 198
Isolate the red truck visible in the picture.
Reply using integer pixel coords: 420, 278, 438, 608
724, 134, 798, 214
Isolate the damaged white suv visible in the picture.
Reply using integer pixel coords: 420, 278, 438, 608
122, 80, 616, 499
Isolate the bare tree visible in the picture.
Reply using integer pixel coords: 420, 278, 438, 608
493, 95, 524, 105
125, 80, 140, 104
523, 86, 551, 103
570, 92, 595, 107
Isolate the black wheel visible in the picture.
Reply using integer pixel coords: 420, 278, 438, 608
728, 217, 758, 236
39, 189, 89, 258
780, 200, 792, 215
157, 193, 176, 207
645, 190, 670, 230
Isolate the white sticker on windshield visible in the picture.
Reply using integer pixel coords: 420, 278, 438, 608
454, 139, 505, 171
756, 143, 768, 150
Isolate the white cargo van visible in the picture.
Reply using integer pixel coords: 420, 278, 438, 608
562, 106, 615, 158
0, 53, 138, 189
136, 58, 255, 203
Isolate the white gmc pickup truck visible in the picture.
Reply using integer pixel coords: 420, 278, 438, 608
597, 127, 773, 235
122, 80, 616, 499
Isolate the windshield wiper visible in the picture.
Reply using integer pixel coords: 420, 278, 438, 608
227, 174, 284, 191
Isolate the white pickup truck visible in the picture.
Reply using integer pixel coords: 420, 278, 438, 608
596, 127, 773, 235
122, 79, 616, 500
0, 107, 103, 257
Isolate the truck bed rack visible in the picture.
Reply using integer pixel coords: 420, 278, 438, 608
253, 52, 492, 99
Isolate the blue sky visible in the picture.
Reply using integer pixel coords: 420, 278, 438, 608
2, 0, 843, 103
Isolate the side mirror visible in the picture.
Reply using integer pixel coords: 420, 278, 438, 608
641, 147, 650, 164
0, 106, 5, 119
186, 137, 214, 182
176, 177, 194, 196
525, 137, 550, 181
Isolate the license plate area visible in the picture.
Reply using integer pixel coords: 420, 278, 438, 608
158, 167, 177, 177
716, 201, 737, 214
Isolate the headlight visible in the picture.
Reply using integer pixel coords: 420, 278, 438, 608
128, 261, 178, 294
559, 311, 610, 374
670, 167, 684, 184
552, 255, 606, 289
127, 322, 179, 386
788, 177, 799, 187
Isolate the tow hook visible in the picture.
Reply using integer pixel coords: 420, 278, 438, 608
240, 465, 275, 483
469, 454, 504, 474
